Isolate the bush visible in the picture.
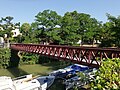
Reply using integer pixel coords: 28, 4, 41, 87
0, 48, 10, 68
20, 52, 39, 65
91, 58, 120, 90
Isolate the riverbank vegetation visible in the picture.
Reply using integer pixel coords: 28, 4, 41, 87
0, 48, 10, 68
90, 58, 120, 90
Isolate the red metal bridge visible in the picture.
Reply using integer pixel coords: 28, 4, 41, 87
10, 43, 120, 68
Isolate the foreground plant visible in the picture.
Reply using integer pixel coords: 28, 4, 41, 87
91, 58, 120, 90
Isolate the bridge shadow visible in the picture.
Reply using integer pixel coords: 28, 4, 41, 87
7, 67, 28, 78
9, 49, 20, 68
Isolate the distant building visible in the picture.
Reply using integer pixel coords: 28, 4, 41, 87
11, 28, 21, 37
0, 37, 4, 47
77, 40, 82, 45
0, 37, 4, 43
0, 27, 4, 31
0, 26, 21, 38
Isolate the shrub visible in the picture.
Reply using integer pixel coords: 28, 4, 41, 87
91, 58, 120, 90
20, 52, 39, 65
0, 48, 10, 68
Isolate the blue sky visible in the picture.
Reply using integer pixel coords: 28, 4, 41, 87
0, 0, 120, 24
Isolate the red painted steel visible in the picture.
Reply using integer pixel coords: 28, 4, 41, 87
10, 43, 120, 68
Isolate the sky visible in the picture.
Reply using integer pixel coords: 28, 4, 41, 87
0, 0, 120, 24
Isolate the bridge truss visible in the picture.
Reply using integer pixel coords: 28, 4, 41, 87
10, 44, 120, 68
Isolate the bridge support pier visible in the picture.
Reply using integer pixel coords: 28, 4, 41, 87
10, 49, 20, 67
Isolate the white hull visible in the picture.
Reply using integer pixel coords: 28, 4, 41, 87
0, 75, 55, 90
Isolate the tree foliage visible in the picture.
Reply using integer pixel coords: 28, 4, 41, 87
0, 16, 20, 43
1, 10, 120, 47
33, 10, 62, 44
59, 11, 101, 45
106, 14, 120, 47
60, 11, 80, 45
20, 23, 32, 43
0, 16, 14, 41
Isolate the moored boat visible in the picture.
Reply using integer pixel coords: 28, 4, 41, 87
64, 68, 98, 90
49, 64, 90, 79
0, 74, 55, 90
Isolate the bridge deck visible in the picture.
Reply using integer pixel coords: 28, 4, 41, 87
10, 43, 120, 68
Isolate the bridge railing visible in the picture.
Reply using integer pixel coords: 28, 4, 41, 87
10, 43, 120, 68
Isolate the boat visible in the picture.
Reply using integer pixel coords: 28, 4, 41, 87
0, 74, 55, 90
49, 64, 89, 79
49, 68, 76, 79
0, 76, 15, 90
65, 64, 89, 72
64, 68, 98, 90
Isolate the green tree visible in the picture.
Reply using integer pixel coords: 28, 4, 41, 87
0, 16, 20, 47
0, 16, 14, 42
99, 14, 120, 47
20, 23, 32, 43
100, 22, 116, 47
60, 11, 101, 45
106, 14, 120, 47
60, 11, 80, 45
21, 23, 31, 36
77, 13, 102, 45
34, 9, 62, 44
